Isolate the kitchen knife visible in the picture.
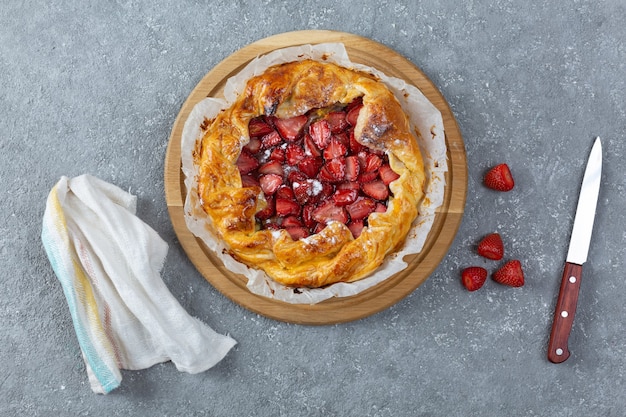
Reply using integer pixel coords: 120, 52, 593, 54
548, 137, 602, 363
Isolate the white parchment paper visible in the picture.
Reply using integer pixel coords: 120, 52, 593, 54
181, 43, 447, 304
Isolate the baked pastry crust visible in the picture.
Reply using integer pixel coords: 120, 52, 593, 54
194, 59, 425, 288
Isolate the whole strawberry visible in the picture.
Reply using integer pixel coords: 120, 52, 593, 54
477, 233, 504, 260
493, 260, 524, 287
484, 163, 514, 191
461, 266, 488, 291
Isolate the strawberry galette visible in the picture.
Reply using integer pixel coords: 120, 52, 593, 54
192, 59, 425, 288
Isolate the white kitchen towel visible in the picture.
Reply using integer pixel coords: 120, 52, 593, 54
41, 174, 236, 394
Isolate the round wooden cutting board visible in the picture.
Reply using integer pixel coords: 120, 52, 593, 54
164, 30, 467, 325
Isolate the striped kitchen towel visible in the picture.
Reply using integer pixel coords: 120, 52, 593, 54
41, 175, 236, 394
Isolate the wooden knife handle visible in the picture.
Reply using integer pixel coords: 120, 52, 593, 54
547, 262, 583, 363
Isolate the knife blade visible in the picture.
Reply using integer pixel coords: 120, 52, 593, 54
547, 137, 602, 363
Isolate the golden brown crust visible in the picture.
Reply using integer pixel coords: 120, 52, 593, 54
194, 59, 425, 288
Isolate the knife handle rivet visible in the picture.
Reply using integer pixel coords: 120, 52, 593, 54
569, 276, 577, 283
556, 348, 564, 356
561, 311, 569, 318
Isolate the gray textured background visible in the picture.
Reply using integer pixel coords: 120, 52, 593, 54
2, 1, 625, 416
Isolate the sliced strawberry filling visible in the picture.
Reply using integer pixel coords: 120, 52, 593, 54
236, 97, 399, 240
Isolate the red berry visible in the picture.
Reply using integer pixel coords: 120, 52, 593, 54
493, 260, 524, 287
236, 150, 260, 175
345, 96, 363, 112
293, 178, 321, 205
285, 226, 310, 240
287, 170, 307, 186
346, 102, 362, 126
248, 117, 274, 137
333, 188, 359, 206
298, 156, 323, 178
349, 130, 365, 153
484, 163, 515, 191
281, 215, 304, 228
268, 146, 285, 163
461, 267, 488, 291
243, 137, 262, 153
263, 221, 281, 230
275, 197, 301, 217
346, 197, 376, 221
301, 204, 317, 229
323, 137, 348, 160
258, 160, 284, 176
336, 181, 360, 192
318, 182, 334, 200
313, 222, 326, 234
260, 131, 282, 149
379, 164, 400, 185
274, 115, 307, 141
312, 200, 348, 225
275, 185, 295, 200
309, 120, 331, 149
285, 143, 306, 166
477, 233, 504, 260
361, 180, 389, 201
319, 157, 346, 183
374, 202, 387, 213
326, 111, 348, 133
332, 132, 350, 148
241, 174, 260, 188
358, 171, 378, 183
259, 174, 283, 195
347, 220, 365, 239
345, 155, 360, 181
361, 152, 382, 173
304, 133, 322, 157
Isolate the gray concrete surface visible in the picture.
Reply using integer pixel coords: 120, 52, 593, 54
2, 1, 625, 416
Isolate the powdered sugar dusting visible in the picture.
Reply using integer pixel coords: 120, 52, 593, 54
310, 179, 323, 196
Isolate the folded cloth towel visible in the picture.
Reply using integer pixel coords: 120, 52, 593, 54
41, 175, 236, 394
